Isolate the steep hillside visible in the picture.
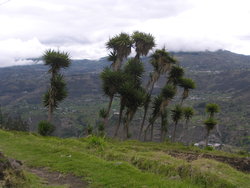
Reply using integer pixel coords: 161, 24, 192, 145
0, 50, 250, 149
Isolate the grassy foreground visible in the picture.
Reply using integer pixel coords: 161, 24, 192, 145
0, 130, 249, 188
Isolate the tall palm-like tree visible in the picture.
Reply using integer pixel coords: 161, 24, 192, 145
206, 103, 220, 118
43, 50, 71, 122
183, 107, 194, 129
167, 66, 184, 87
139, 48, 176, 139
179, 107, 194, 141
144, 84, 176, 141
100, 68, 125, 127
179, 78, 196, 105
106, 33, 133, 71
114, 58, 144, 137
204, 118, 217, 146
171, 105, 183, 142
204, 103, 220, 146
147, 48, 177, 92
132, 31, 155, 59
123, 87, 146, 139
160, 108, 169, 142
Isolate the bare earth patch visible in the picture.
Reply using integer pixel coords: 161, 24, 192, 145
166, 150, 250, 173
28, 167, 88, 188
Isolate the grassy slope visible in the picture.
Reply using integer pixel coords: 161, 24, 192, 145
0, 130, 249, 188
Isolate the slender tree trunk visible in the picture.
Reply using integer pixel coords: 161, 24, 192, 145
114, 100, 124, 137
104, 96, 114, 126
143, 114, 159, 141
205, 129, 210, 146
160, 118, 167, 142
178, 119, 188, 142
172, 122, 178, 142
143, 122, 152, 141
48, 104, 52, 122
139, 80, 156, 140
138, 106, 148, 140
150, 123, 154, 141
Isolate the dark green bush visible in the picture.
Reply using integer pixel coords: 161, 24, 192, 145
38, 120, 55, 136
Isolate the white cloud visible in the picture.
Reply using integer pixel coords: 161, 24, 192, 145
0, 0, 250, 67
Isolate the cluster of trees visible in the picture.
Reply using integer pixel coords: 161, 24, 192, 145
100, 31, 199, 142
0, 31, 220, 146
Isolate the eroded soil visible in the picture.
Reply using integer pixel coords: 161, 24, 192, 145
166, 150, 250, 173
28, 167, 88, 188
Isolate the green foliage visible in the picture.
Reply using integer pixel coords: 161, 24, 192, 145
161, 84, 176, 100
38, 120, 55, 136
132, 31, 155, 58
204, 146, 214, 151
204, 118, 217, 131
168, 66, 185, 85
206, 103, 220, 118
43, 49, 71, 74
183, 107, 195, 121
151, 95, 163, 119
86, 135, 106, 149
97, 122, 105, 137
100, 68, 126, 97
86, 125, 93, 135
43, 74, 68, 109
179, 77, 196, 90
106, 32, 133, 61
150, 48, 176, 74
43, 50, 71, 121
171, 105, 183, 123
124, 58, 144, 86
99, 108, 108, 119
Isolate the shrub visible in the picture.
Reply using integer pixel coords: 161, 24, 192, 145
86, 125, 93, 135
204, 146, 214, 151
86, 135, 106, 149
38, 120, 55, 136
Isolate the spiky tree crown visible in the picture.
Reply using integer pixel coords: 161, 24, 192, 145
171, 105, 183, 123
204, 118, 217, 130
183, 107, 194, 120
161, 84, 176, 100
132, 31, 155, 57
150, 48, 176, 73
179, 78, 196, 90
43, 49, 71, 73
106, 33, 133, 60
168, 66, 184, 85
206, 103, 220, 117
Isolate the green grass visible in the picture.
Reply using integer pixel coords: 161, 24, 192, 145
0, 130, 249, 188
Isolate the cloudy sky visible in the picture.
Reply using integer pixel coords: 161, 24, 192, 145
1, 0, 250, 67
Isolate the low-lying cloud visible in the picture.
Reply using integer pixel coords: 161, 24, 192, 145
1, 0, 250, 67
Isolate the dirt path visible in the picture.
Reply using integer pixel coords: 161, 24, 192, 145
28, 167, 88, 188
166, 150, 250, 173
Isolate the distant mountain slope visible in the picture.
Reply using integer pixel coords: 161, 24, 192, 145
0, 50, 250, 149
